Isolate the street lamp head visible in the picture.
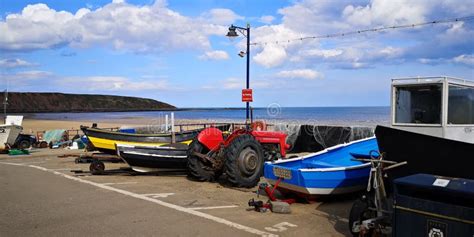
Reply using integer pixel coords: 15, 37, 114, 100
226, 25, 238, 38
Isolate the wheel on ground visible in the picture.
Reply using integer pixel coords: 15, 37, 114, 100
39, 141, 48, 148
348, 195, 376, 236
18, 139, 31, 149
224, 134, 264, 188
187, 139, 221, 182
89, 160, 105, 175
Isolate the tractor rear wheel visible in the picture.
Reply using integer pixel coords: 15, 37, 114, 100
187, 139, 220, 182
224, 134, 264, 188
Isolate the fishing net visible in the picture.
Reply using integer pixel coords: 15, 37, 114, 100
272, 124, 301, 150
272, 124, 374, 153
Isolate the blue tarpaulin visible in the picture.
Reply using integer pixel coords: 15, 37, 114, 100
43, 129, 67, 143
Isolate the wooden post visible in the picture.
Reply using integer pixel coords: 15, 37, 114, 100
171, 112, 175, 143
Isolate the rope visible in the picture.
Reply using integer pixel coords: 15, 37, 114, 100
250, 16, 474, 46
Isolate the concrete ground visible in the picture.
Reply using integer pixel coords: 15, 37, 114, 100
0, 149, 355, 237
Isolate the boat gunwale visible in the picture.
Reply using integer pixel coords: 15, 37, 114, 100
116, 144, 187, 151
83, 126, 200, 138
267, 136, 376, 165
120, 150, 188, 159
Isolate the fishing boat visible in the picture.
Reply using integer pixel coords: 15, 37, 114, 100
0, 116, 23, 151
116, 143, 187, 172
264, 137, 378, 195
376, 76, 474, 181
81, 124, 231, 154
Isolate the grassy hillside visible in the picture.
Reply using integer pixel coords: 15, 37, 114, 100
1, 92, 176, 113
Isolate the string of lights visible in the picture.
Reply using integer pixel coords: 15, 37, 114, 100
249, 15, 474, 46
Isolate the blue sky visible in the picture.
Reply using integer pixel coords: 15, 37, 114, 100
0, 0, 473, 108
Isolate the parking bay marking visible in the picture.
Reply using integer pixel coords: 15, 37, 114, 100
0, 162, 277, 237
188, 205, 238, 210
142, 193, 175, 198
265, 222, 298, 232
101, 182, 138, 186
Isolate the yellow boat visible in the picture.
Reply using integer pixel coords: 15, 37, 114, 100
81, 124, 230, 154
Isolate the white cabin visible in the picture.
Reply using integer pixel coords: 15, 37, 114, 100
390, 76, 474, 144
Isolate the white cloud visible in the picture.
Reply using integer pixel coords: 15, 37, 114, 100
250, 25, 304, 68
259, 15, 275, 24
2, 70, 170, 91
0, 2, 232, 52
246, 0, 474, 70
342, 0, 429, 26
198, 50, 229, 60
1, 70, 53, 87
453, 54, 474, 66
0, 58, 37, 68
253, 45, 287, 68
301, 49, 343, 58
275, 69, 323, 80
219, 77, 271, 90
60, 76, 169, 91
201, 8, 242, 25
222, 77, 242, 89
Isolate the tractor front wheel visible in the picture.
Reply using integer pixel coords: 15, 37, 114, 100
187, 139, 221, 182
224, 134, 264, 188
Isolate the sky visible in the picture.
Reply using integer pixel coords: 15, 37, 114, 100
0, 0, 473, 108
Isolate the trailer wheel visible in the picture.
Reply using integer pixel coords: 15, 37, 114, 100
225, 134, 264, 188
89, 160, 105, 175
348, 195, 376, 236
187, 139, 221, 182
18, 139, 31, 149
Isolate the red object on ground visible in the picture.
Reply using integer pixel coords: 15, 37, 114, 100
242, 89, 253, 102
264, 178, 296, 204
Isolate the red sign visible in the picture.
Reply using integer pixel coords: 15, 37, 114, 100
242, 89, 253, 102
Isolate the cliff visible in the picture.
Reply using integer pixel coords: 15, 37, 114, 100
0, 92, 176, 113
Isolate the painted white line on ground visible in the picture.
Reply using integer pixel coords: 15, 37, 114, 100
101, 182, 138, 186
265, 222, 298, 232
0, 162, 25, 166
142, 193, 175, 198
21, 161, 46, 165
0, 161, 46, 165
188, 205, 239, 210
49, 168, 72, 171
0, 162, 276, 237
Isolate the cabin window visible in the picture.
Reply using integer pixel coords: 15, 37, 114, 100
394, 85, 442, 124
448, 85, 474, 124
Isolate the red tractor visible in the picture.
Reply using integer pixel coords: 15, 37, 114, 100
187, 123, 290, 188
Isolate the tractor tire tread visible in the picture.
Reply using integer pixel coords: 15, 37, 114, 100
224, 134, 264, 188
187, 140, 217, 182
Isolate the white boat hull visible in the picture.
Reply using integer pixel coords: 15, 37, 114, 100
0, 124, 23, 150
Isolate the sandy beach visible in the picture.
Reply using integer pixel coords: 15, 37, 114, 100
21, 117, 234, 135
21, 119, 125, 134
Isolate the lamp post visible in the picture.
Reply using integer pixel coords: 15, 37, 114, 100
226, 24, 251, 124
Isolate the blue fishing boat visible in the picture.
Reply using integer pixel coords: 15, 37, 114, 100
264, 137, 377, 195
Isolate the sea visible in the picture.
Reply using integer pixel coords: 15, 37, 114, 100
30, 106, 390, 126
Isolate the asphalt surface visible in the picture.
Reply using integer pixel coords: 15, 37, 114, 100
0, 149, 353, 236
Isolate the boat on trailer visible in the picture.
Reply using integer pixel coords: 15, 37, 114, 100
264, 137, 378, 195
376, 76, 474, 182
116, 143, 188, 172
81, 124, 231, 155
0, 116, 23, 151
